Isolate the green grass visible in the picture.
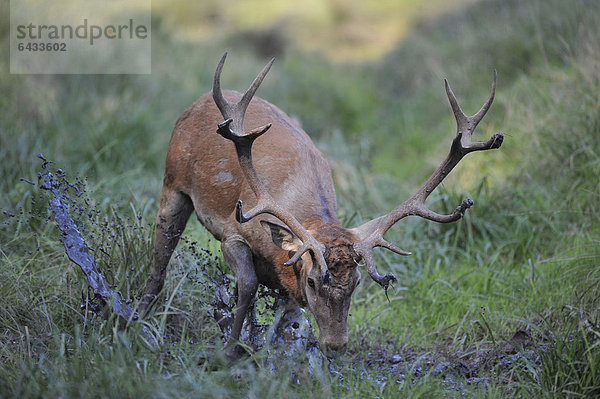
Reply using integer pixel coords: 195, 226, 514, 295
2, 0, 600, 397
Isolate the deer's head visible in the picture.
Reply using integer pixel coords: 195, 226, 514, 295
261, 218, 361, 353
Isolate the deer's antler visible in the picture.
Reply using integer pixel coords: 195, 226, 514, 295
212, 53, 329, 274
352, 71, 504, 289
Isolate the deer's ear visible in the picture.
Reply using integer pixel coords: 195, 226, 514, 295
261, 220, 302, 252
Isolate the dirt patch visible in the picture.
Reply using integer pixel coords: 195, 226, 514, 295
334, 327, 542, 391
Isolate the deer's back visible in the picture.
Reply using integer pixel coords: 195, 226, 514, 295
163, 90, 338, 240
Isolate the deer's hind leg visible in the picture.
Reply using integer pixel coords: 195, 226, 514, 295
142, 188, 194, 313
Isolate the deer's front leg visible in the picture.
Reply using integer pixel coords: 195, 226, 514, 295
142, 189, 194, 314
221, 236, 258, 360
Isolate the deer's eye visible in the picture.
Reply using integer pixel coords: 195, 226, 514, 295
307, 278, 315, 289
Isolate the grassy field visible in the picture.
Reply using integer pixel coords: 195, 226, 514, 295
1, 0, 600, 397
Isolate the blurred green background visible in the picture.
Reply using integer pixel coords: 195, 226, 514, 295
1, 0, 599, 397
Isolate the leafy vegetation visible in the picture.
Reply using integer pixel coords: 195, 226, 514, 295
1, 0, 599, 397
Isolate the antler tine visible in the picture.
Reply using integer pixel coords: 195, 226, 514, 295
444, 79, 468, 126
353, 71, 504, 290
240, 57, 275, 115
472, 69, 497, 124
353, 234, 405, 291
213, 54, 329, 275
213, 52, 232, 117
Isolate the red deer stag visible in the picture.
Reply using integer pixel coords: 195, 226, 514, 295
142, 53, 504, 358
